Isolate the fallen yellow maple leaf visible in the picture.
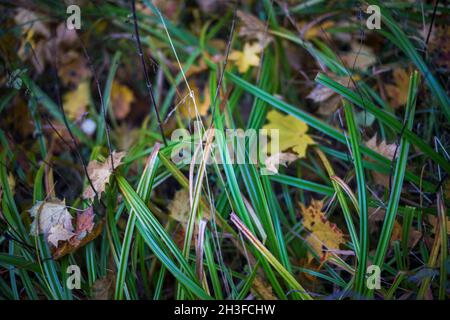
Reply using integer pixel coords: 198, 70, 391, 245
262, 110, 314, 158
63, 81, 90, 120
300, 200, 345, 263
111, 80, 135, 120
229, 42, 261, 73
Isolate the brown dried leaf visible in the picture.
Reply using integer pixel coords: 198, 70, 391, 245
168, 189, 190, 224
365, 134, 398, 187
237, 10, 272, 47
91, 271, 115, 300
53, 220, 103, 260
385, 68, 410, 109
366, 134, 397, 160
82, 151, 126, 200
307, 74, 359, 116
70, 207, 95, 246
369, 208, 422, 248
342, 44, 376, 70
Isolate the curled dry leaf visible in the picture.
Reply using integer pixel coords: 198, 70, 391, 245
229, 42, 261, 73
264, 152, 298, 174
29, 199, 74, 247
82, 151, 126, 200
262, 110, 314, 158
111, 81, 135, 120
300, 200, 345, 263
53, 220, 103, 260
14, 13, 86, 77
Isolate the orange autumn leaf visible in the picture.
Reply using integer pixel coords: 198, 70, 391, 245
300, 200, 345, 263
